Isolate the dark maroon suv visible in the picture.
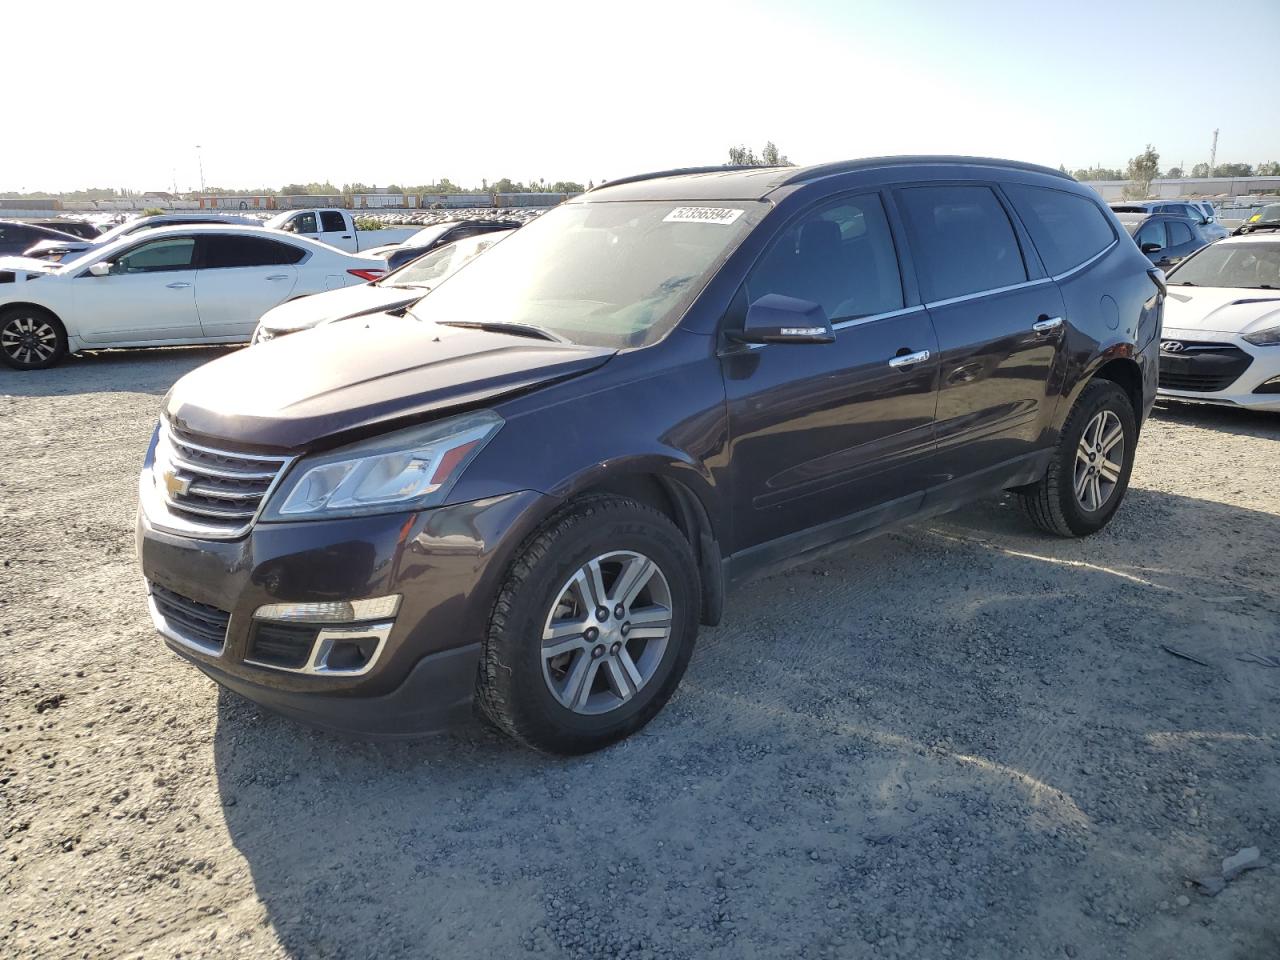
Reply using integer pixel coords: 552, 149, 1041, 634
138, 156, 1164, 753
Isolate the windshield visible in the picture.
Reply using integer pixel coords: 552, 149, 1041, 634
408, 200, 766, 348
1117, 217, 1144, 236
91, 219, 144, 245
1248, 204, 1280, 224
379, 231, 512, 288
1167, 242, 1280, 289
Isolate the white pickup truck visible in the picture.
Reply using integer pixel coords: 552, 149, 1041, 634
265, 209, 361, 252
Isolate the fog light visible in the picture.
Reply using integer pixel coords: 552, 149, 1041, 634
253, 595, 401, 623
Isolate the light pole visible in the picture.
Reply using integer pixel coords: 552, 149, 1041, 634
195, 145, 206, 194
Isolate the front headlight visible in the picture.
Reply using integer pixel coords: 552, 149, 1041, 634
260, 410, 503, 521
1242, 325, 1280, 347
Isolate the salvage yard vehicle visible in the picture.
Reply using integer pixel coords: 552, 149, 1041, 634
0, 219, 84, 256
363, 219, 523, 271
1110, 200, 1228, 241
1235, 203, 1280, 235
23, 212, 260, 262
1157, 234, 1280, 411
252, 230, 513, 343
137, 156, 1162, 754
28, 219, 101, 240
1114, 211, 1212, 269
264, 208, 371, 253
0, 225, 385, 369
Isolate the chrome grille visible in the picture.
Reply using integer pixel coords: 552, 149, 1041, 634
151, 422, 292, 538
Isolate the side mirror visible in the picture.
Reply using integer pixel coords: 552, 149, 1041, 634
727, 294, 834, 345
1140, 242, 1162, 254
88, 262, 112, 277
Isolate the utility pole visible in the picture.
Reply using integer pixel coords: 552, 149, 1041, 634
1209, 129, 1219, 177
195, 145, 206, 194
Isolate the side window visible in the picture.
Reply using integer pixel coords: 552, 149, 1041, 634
294, 212, 319, 234
1167, 221, 1194, 246
111, 237, 196, 274
745, 193, 903, 321
319, 211, 347, 232
201, 235, 306, 268
1134, 221, 1166, 250
1003, 183, 1116, 275
898, 185, 1027, 301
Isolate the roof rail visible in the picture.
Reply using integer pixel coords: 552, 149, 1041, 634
589, 165, 766, 191
779, 155, 1073, 187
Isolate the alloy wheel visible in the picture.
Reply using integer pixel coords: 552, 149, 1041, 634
1074, 410, 1124, 512
541, 550, 673, 716
1, 315, 59, 366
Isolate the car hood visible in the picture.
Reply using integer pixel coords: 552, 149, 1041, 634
24, 238, 93, 255
1162, 286, 1280, 336
0, 255, 63, 277
167, 315, 615, 449
258, 283, 423, 334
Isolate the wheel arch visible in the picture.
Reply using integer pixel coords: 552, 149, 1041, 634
552, 461, 726, 627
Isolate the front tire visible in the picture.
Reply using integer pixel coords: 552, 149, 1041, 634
1018, 379, 1137, 537
0, 306, 67, 370
476, 495, 701, 754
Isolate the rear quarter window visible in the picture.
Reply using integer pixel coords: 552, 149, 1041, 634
1004, 184, 1116, 275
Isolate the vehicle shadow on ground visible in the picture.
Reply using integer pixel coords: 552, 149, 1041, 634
0, 345, 239, 397
211, 487, 1280, 959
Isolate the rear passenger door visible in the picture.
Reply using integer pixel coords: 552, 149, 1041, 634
896, 184, 1067, 487
194, 234, 303, 339
722, 192, 940, 552
1161, 220, 1200, 267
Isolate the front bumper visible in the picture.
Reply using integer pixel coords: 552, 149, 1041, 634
1156, 328, 1280, 412
137, 487, 555, 735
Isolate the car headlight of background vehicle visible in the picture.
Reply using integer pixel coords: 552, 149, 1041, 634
260, 410, 503, 521
1242, 325, 1280, 347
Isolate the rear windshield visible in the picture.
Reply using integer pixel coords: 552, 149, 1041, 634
409, 200, 766, 347
1166, 242, 1280, 289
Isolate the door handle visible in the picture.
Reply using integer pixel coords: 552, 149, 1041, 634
165, 281, 191, 289
265, 274, 290, 281
1032, 316, 1064, 335
888, 349, 930, 369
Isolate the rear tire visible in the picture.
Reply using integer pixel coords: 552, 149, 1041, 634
1018, 379, 1136, 537
0, 306, 67, 370
476, 495, 700, 754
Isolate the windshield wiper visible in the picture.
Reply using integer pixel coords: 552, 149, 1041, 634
435, 320, 567, 342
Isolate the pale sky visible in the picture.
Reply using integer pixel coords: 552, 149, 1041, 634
6, 0, 1278, 193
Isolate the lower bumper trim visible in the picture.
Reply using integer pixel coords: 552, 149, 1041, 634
175, 641, 482, 738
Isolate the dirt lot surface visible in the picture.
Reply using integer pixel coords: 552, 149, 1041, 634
2, 348, 1278, 960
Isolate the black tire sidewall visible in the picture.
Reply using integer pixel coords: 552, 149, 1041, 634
1054, 382, 1137, 535
0, 307, 67, 371
489, 503, 699, 752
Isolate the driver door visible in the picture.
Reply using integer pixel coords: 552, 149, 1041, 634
722, 192, 940, 554
74, 236, 202, 343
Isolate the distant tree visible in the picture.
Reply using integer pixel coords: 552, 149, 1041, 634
1258, 161, 1280, 176
1072, 167, 1124, 182
1190, 162, 1211, 178
761, 141, 793, 166
1165, 166, 1183, 179
141, 207, 165, 217
385, 184, 402, 194
1125, 145, 1161, 197
1058, 164, 1069, 175
1214, 162, 1253, 178
728, 144, 758, 165
587, 180, 595, 190
549, 181, 585, 194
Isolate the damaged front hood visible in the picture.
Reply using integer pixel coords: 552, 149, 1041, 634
167, 314, 614, 449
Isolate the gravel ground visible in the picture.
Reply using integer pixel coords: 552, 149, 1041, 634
2, 348, 1278, 960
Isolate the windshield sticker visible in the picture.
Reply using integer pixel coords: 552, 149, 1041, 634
663, 206, 744, 226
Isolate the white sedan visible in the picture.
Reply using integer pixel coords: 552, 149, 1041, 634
0, 225, 386, 370
1159, 233, 1280, 412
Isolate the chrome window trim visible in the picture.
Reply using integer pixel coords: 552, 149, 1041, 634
923, 276, 1053, 310
1051, 238, 1119, 282
245, 620, 393, 677
832, 305, 924, 331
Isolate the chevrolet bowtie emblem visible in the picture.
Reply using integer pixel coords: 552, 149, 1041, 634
163, 469, 192, 498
